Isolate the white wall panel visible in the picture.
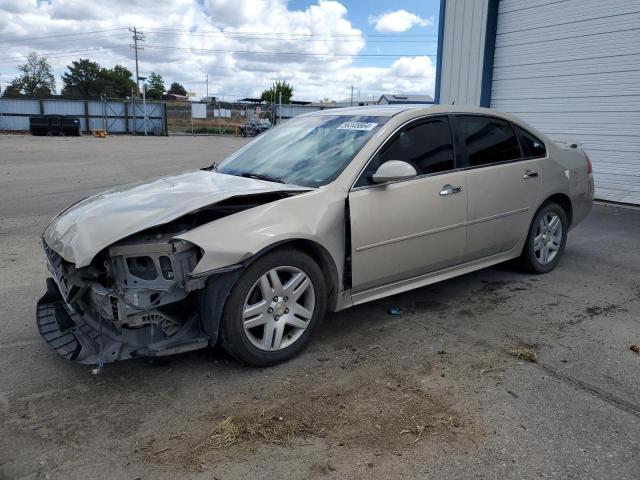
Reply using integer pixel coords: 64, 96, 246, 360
438, 0, 489, 106
491, 0, 640, 204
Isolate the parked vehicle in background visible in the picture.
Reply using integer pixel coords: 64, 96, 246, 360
29, 115, 82, 136
37, 105, 593, 368
240, 118, 271, 137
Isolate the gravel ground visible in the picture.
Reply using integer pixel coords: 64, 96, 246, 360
0, 135, 639, 480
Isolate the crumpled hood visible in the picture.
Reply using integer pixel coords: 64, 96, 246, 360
43, 170, 309, 267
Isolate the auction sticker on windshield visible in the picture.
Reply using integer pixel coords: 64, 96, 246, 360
337, 122, 379, 131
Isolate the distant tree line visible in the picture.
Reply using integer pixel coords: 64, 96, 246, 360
1, 52, 187, 100
2, 52, 297, 103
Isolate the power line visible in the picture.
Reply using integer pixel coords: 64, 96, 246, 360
0, 47, 131, 64
0, 26, 439, 47
142, 44, 436, 58
0, 28, 129, 45
2, 33, 130, 49
129, 27, 145, 97
142, 27, 438, 38
0, 45, 436, 66
143, 30, 438, 43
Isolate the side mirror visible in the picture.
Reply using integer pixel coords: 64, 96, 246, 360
372, 160, 418, 184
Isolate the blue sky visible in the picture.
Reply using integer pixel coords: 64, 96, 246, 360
291, 0, 441, 68
0, 0, 443, 101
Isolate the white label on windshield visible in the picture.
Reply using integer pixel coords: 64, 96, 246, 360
337, 121, 378, 131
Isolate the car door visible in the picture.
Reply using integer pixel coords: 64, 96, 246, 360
453, 115, 544, 261
349, 116, 468, 292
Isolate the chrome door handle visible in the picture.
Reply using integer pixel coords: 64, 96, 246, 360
523, 170, 539, 179
439, 184, 463, 196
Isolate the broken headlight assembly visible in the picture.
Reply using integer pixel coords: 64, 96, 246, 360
90, 232, 202, 335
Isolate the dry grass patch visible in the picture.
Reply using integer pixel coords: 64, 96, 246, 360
509, 345, 538, 363
140, 367, 479, 472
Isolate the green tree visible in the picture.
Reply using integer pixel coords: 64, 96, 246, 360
9, 52, 56, 96
145, 72, 165, 98
260, 80, 293, 103
61, 58, 102, 97
167, 81, 187, 96
2, 83, 22, 97
101, 65, 135, 98
61, 60, 135, 98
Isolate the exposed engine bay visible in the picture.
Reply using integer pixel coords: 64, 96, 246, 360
37, 190, 304, 365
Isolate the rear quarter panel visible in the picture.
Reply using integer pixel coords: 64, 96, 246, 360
542, 142, 594, 228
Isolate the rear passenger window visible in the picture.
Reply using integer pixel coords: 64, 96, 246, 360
457, 115, 521, 167
356, 117, 454, 186
515, 125, 546, 158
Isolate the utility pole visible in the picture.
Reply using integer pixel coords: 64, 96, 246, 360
142, 82, 148, 136
206, 74, 209, 99
0, 72, 3, 131
129, 27, 145, 97
350, 85, 354, 107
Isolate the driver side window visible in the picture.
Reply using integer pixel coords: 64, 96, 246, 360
355, 117, 455, 187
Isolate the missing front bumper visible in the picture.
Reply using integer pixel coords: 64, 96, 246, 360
36, 278, 209, 365
36, 278, 104, 363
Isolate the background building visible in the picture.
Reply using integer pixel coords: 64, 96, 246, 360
435, 0, 640, 205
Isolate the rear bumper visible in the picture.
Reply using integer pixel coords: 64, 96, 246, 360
36, 278, 209, 365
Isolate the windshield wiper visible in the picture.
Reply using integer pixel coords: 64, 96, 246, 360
240, 172, 285, 184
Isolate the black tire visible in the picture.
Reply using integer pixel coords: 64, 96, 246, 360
520, 202, 568, 274
219, 249, 327, 366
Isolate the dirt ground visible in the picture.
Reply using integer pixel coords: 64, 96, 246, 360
0, 135, 639, 480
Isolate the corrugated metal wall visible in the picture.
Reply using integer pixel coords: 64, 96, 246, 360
276, 104, 324, 119
438, 0, 490, 106
491, 0, 640, 204
0, 98, 166, 135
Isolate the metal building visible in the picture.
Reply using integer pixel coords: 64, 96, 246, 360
435, 0, 640, 204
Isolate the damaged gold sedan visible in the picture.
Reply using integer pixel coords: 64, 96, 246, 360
37, 105, 593, 367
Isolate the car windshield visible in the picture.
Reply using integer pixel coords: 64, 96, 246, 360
216, 115, 387, 187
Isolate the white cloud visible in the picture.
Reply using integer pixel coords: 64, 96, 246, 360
370, 9, 433, 33
0, 1, 436, 101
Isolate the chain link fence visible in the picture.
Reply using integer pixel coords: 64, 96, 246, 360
166, 101, 275, 135
166, 101, 335, 135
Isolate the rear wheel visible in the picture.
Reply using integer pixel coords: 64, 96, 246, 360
219, 249, 326, 366
520, 202, 568, 273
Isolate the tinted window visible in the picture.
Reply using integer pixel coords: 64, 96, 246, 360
356, 117, 454, 186
515, 125, 546, 158
457, 115, 521, 167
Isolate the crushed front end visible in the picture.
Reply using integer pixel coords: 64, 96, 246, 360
37, 231, 209, 365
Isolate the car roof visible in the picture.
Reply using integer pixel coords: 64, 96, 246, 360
307, 104, 520, 118
308, 104, 427, 117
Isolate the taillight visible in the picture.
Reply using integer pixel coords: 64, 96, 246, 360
584, 151, 593, 175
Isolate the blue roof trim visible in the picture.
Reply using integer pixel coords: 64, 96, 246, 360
434, 0, 447, 104
479, 0, 499, 107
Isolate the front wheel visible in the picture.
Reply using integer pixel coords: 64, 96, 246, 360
219, 249, 327, 366
520, 202, 568, 273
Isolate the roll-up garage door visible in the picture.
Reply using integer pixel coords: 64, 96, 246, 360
490, 0, 640, 204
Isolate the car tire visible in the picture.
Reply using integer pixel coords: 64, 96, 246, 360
219, 248, 327, 366
520, 202, 568, 274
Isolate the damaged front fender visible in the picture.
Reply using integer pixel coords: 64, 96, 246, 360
176, 185, 348, 289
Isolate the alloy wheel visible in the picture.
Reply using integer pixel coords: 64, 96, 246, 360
242, 266, 315, 351
533, 212, 562, 265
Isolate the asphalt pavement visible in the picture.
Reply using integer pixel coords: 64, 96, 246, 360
0, 135, 638, 480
